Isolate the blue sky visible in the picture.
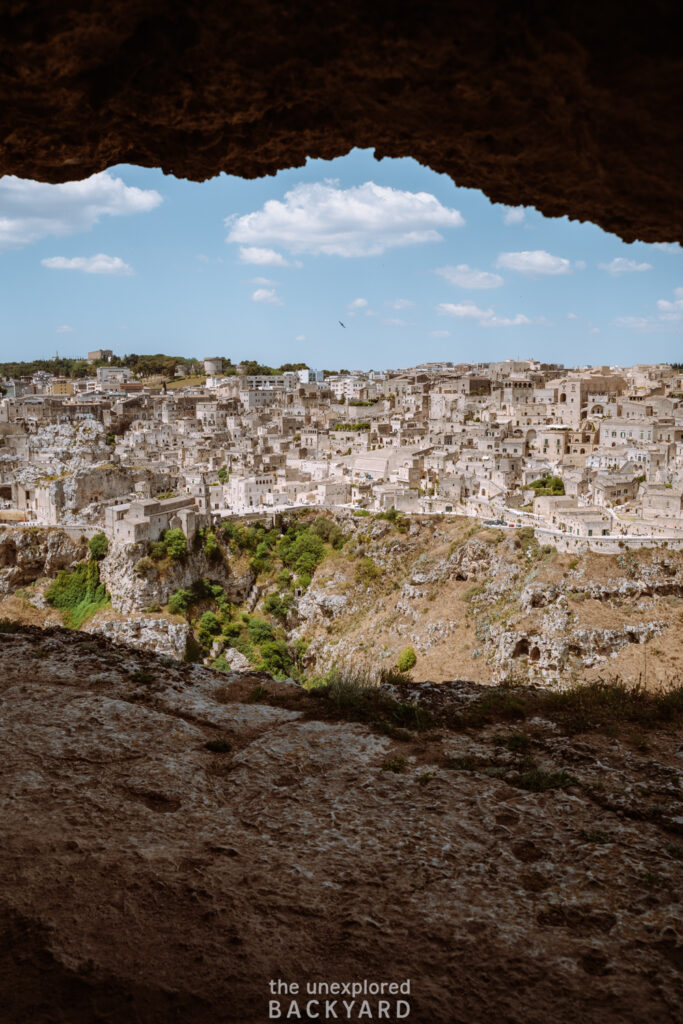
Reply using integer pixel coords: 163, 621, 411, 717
0, 148, 681, 369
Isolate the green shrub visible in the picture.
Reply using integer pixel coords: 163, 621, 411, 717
88, 532, 108, 561
202, 530, 221, 561
277, 568, 293, 589
248, 617, 274, 644
167, 588, 192, 615
134, 556, 154, 576
263, 592, 292, 620
224, 621, 241, 638
529, 474, 565, 497
164, 528, 187, 561
310, 516, 345, 549
278, 529, 326, 576
45, 560, 110, 629
149, 540, 167, 560
397, 646, 417, 672
259, 639, 294, 679
198, 610, 222, 646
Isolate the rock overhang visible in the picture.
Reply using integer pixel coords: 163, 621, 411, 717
0, 2, 682, 243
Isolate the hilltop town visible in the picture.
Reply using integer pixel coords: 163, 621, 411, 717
1, 353, 682, 547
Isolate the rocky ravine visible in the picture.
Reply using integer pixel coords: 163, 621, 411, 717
0, 622, 681, 1023
1, 515, 682, 687
286, 517, 683, 689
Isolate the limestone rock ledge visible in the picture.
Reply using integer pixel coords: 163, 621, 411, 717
0, 622, 681, 1023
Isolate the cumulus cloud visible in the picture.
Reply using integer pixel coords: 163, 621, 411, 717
386, 298, 414, 309
567, 312, 579, 319
0, 171, 161, 251
250, 276, 277, 286
239, 246, 293, 266
599, 257, 652, 275
56, 324, 73, 333
614, 287, 683, 331
438, 302, 530, 326
652, 242, 681, 253
251, 287, 283, 305
496, 250, 571, 275
435, 264, 503, 289
656, 286, 683, 321
226, 180, 465, 259
349, 297, 368, 309
41, 254, 133, 275
503, 207, 526, 225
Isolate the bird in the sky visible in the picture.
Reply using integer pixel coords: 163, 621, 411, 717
338, 321, 346, 328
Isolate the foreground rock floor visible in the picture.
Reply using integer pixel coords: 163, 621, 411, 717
0, 624, 681, 1023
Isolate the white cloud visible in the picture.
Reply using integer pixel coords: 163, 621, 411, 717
349, 297, 368, 309
383, 318, 408, 327
613, 316, 656, 331
599, 257, 652, 275
439, 301, 492, 319
482, 313, 531, 327
567, 312, 579, 319
239, 246, 292, 267
503, 207, 525, 225
226, 180, 465, 258
295, 334, 306, 341
386, 298, 414, 309
250, 276, 277, 286
431, 329, 450, 338
496, 250, 571, 275
0, 171, 161, 251
652, 242, 681, 253
438, 302, 529, 327
251, 287, 283, 305
656, 286, 683, 321
435, 264, 503, 289
41, 254, 133, 275
56, 324, 73, 334
614, 286, 683, 331
574, 260, 587, 270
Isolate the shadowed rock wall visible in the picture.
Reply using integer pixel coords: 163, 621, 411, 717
1, 1, 682, 242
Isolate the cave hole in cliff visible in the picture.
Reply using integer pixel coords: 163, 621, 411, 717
529, 646, 541, 663
513, 639, 529, 658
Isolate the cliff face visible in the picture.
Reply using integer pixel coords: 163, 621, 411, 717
98, 540, 254, 614
0, 526, 87, 596
0, 621, 680, 1023
1, 3, 682, 242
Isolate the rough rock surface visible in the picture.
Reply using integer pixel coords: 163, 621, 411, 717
0, 622, 681, 1023
99, 541, 253, 614
84, 615, 190, 660
0, 526, 87, 596
1, 3, 682, 242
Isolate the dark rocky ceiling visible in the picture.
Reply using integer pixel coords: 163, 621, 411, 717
1, 1, 682, 242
